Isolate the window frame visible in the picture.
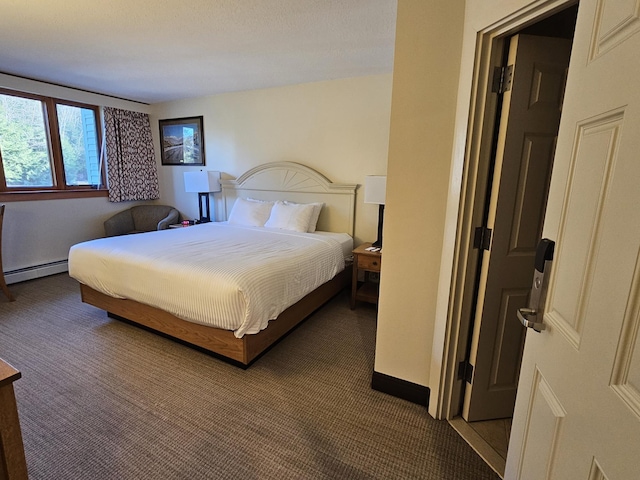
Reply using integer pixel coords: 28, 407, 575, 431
0, 88, 108, 201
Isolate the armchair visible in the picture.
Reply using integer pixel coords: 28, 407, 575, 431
104, 205, 179, 237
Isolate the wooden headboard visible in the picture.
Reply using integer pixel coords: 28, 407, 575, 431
220, 162, 357, 236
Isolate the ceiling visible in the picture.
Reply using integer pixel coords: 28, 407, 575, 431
0, 0, 397, 104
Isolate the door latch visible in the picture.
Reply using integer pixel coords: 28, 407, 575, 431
517, 307, 545, 332
518, 239, 555, 333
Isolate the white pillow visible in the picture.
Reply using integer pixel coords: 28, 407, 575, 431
284, 201, 324, 232
228, 198, 274, 227
264, 201, 316, 232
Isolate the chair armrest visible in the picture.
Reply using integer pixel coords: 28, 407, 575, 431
157, 209, 180, 230
104, 210, 135, 237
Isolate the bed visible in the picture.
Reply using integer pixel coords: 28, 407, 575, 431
69, 162, 357, 366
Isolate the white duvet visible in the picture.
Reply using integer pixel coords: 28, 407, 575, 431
68, 223, 350, 338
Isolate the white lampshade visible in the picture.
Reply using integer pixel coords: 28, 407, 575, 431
184, 171, 221, 193
364, 175, 386, 205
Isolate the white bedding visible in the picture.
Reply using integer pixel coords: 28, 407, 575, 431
68, 223, 351, 338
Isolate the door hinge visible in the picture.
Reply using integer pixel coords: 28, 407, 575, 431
473, 226, 493, 250
458, 361, 474, 384
492, 64, 513, 94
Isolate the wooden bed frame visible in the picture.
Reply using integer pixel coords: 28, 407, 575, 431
79, 162, 357, 366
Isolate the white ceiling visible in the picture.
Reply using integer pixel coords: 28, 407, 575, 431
0, 0, 397, 104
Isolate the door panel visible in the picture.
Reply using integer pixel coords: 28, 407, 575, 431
546, 109, 623, 348
506, 0, 640, 477
463, 34, 572, 421
610, 250, 640, 418
508, 134, 556, 253
490, 288, 528, 386
518, 368, 566, 479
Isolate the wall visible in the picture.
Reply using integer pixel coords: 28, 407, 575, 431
373, 1, 465, 386
151, 74, 393, 245
0, 74, 154, 281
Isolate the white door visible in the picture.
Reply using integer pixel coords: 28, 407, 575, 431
506, 0, 640, 478
463, 34, 572, 422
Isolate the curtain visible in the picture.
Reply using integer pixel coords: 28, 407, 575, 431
103, 107, 159, 202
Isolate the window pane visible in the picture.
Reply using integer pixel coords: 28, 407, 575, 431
56, 104, 101, 186
0, 94, 54, 187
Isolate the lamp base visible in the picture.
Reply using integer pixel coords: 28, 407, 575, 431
198, 192, 212, 223
372, 204, 384, 249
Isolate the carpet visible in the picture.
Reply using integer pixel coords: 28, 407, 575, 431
0, 274, 498, 479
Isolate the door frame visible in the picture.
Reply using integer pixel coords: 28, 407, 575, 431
430, 0, 578, 421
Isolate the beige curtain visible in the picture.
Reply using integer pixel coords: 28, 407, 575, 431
103, 107, 159, 202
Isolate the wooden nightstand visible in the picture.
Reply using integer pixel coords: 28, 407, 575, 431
351, 242, 382, 309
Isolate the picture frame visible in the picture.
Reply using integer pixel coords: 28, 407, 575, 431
159, 116, 205, 166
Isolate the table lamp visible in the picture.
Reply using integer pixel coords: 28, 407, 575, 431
184, 170, 221, 223
364, 175, 386, 248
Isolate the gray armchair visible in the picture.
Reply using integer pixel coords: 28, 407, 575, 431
104, 205, 180, 237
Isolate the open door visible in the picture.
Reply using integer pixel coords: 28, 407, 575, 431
506, 0, 640, 477
462, 34, 572, 421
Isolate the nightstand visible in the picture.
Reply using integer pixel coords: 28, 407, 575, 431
351, 242, 382, 309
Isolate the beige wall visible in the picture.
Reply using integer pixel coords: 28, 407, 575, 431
374, 1, 465, 385
151, 74, 393, 245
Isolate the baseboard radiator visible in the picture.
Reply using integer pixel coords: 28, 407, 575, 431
5, 260, 68, 285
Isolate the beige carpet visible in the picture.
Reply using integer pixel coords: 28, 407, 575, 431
0, 274, 498, 480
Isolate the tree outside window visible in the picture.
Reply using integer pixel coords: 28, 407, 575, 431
0, 90, 103, 194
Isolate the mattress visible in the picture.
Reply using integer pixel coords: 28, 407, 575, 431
68, 223, 351, 338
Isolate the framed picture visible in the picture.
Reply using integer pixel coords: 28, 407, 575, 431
159, 116, 205, 165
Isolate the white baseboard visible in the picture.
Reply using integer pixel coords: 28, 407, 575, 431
5, 260, 68, 284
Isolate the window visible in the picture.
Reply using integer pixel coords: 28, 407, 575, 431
0, 89, 106, 198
